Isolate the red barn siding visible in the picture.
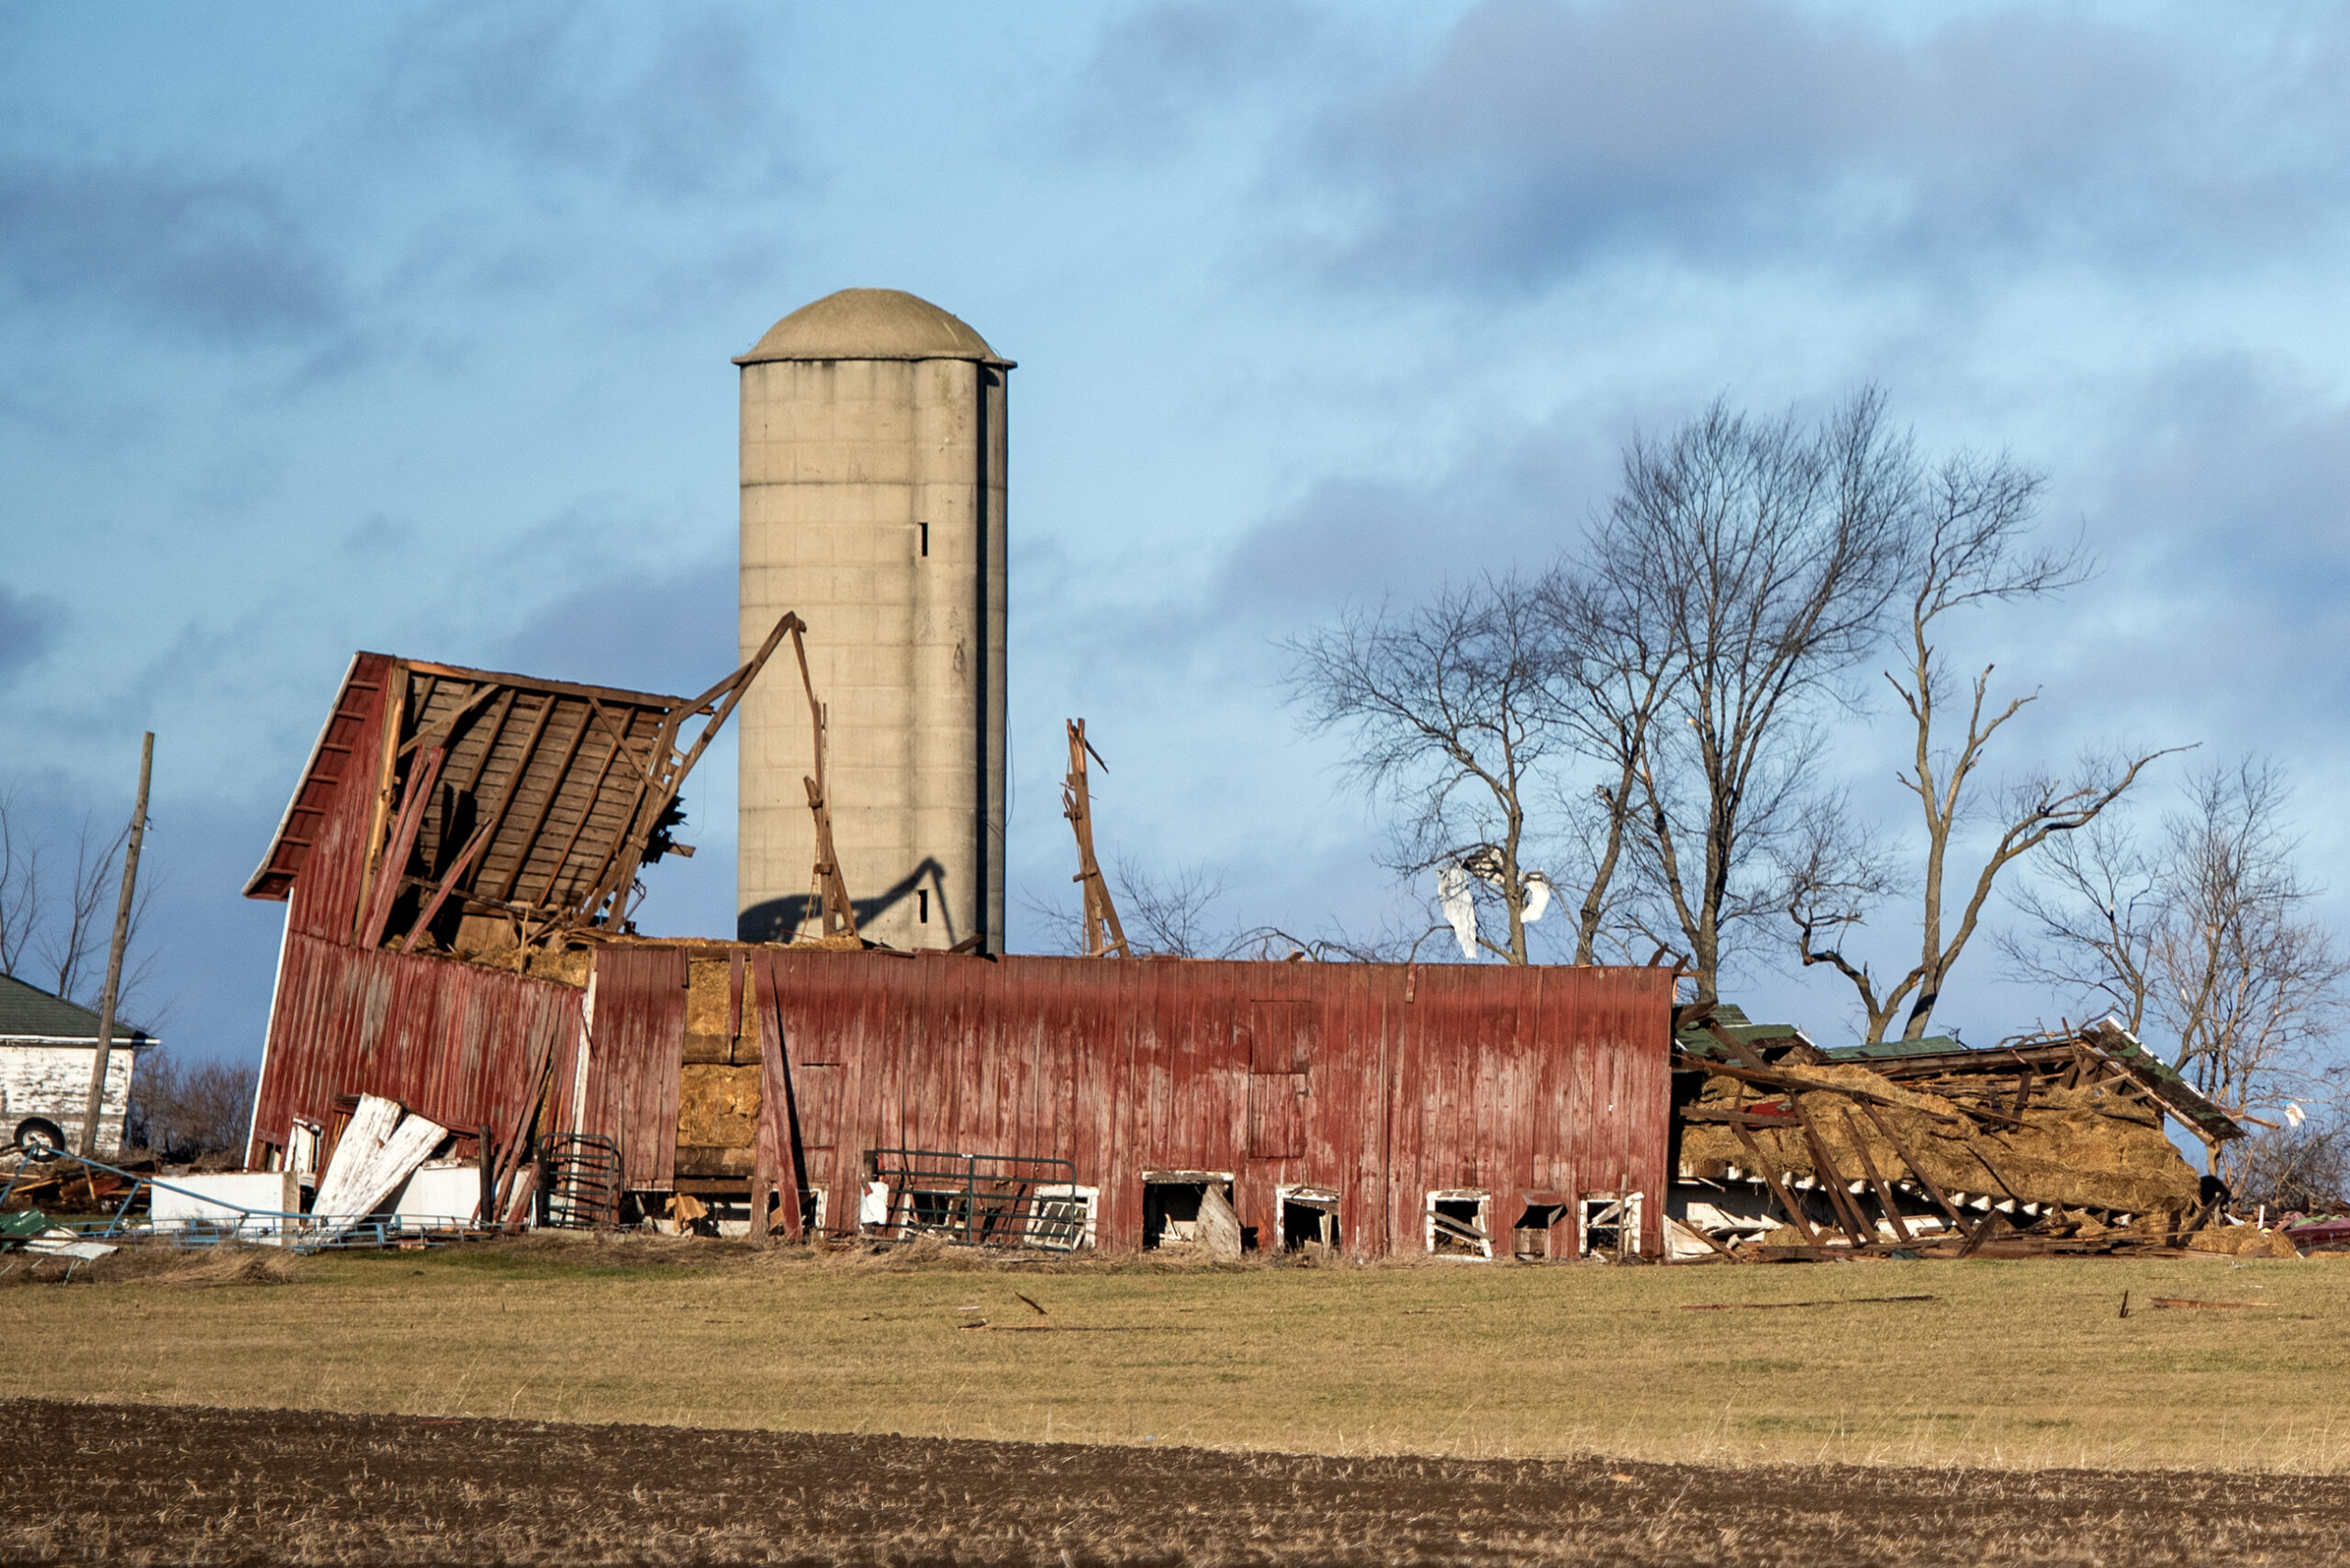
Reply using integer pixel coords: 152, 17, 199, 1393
751, 950, 1672, 1258
576, 945, 687, 1191
252, 931, 582, 1164
284, 655, 395, 944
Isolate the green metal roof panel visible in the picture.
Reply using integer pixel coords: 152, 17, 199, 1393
0, 973, 152, 1044
1823, 1036, 1966, 1060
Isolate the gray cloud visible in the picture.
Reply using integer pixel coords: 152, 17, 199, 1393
0, 584, 62, 689
0, 155, 348, 342
1282, 0, 2350, 290
379, 2, 800, 202
1056, 0, 1337, 155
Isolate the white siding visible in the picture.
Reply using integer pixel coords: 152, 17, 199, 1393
0, 1041, 141, 1158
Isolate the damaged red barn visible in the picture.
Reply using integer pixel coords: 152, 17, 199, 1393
240, 634, 1676, 1260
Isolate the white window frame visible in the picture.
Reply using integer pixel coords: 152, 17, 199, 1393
1424, 1189, 1494, 1260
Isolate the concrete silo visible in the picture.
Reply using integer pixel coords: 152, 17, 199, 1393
735, 289, 1010, 953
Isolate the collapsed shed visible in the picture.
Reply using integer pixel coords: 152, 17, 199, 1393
241, 638, 1679, 1258
1668, 1006, 2248, 1259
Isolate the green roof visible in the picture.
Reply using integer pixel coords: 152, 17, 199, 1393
1674, 1002, 1815, 1058
0, 973, 153, 1045
1822, 1036, 1965, 1060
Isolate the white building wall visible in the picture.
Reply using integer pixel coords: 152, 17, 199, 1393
0, 1040, 142, 1158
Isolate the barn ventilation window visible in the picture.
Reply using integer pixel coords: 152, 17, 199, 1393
1143, 1171, 1239, 1258
1513, 1201, 1569, 1261
1278, 1184, 1339, 1255
1029, 1183, 1098, 1250
1425, 1191, 1494, 1259
1578, 1192, 1642, 1260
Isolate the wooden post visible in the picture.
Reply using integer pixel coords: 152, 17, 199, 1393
1062, 719, 1130, 958
80, 733, 152, 1159
787, 619, 858, 941
478, 1123, 495, 1227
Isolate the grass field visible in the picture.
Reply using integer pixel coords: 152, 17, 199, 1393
6, 1237, 2345, 1473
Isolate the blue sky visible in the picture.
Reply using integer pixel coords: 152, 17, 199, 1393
4, 1, 2347, 1064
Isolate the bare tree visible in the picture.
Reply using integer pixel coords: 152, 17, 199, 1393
1539, 566, 1679, 964
0, 786, 39, 979
1594, 389, 1915, 1001
1783, 454, 2174, 1040
127, 1050, 259, 1164
1111, 856, 1227, 958
39, 816, 120, 1002
2154, 763, 2349, 1129
2234, 1113, 2350, 1215
2005, 758, 2349, 1171
2000, 812, 2163, 1032
1286, 574, 1570, 963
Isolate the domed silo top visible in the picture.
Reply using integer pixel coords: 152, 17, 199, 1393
734, 288, 1013, 368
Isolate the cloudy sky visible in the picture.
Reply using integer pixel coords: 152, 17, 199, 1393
4, 1, 2346, 1065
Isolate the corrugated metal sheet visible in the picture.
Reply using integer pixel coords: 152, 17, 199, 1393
576, 945, 686, 1191
747, 951, 1673, 1258
277, 654, 396, 940
250, 931, 581, 1166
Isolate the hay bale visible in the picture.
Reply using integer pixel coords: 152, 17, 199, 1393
685, 958, 734, 1038
677, 1065, 762, 1148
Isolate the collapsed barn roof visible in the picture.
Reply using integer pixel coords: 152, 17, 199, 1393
246, 617, 794, 950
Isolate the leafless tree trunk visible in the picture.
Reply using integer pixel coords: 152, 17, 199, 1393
1593, 388, 1914, 1002
1540, 567, 1677, 964
1783, 454, 2175, 1040
1286, 575, 1569, 963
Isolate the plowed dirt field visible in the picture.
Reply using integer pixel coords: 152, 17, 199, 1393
6, 1397, 2348, 1565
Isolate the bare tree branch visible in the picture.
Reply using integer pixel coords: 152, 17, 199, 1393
1595, 387, 1914, 1001
1285, 575, 1571, 964
2003, 757, 2350, 1177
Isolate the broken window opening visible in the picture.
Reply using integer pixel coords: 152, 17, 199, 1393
1277, 1184, 1340, 1256
1143, 1171, 1240, 1258
1512, 1202, 1569, 1261
1577, 1192, 1643, 1260
1425, 1190, 1494, 1259
1028, 1183, 1098, 1250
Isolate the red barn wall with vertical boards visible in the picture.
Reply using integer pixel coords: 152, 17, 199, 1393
744, 949, 1673, 1258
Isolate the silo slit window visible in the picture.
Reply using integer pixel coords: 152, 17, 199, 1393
918, 890, 930, 924
918, 521, 929, 557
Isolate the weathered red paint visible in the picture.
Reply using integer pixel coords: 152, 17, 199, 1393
252, 930, 580, 1163
241, 659, 1672, 1252
578, 946, 686, 1192
746, 949, 1673, 1258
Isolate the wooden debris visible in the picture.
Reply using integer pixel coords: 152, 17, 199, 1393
2148, 1297, 2276, 1310
1680, 1294, 1937, 1311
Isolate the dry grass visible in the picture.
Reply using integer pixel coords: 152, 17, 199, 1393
5, 1237, 2346, 1472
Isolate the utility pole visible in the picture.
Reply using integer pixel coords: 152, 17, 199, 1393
80, 733, 152, 1159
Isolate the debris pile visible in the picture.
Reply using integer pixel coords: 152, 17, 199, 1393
1671, 1008, 2264, 1261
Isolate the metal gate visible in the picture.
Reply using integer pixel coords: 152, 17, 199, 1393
866, 1148, 1089, 1250
540, 1134, 624, 1230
